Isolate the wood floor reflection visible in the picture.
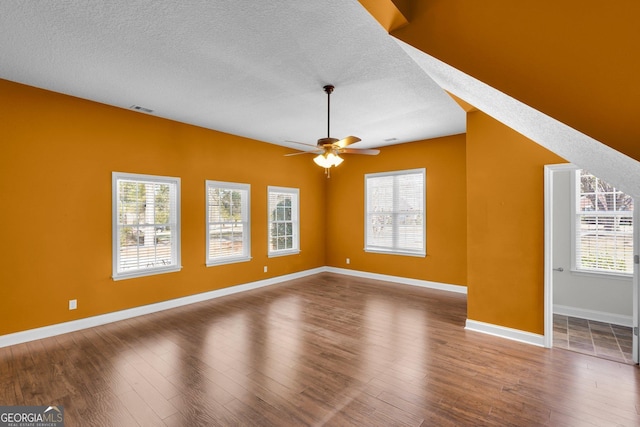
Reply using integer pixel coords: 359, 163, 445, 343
2, 273, 639, 426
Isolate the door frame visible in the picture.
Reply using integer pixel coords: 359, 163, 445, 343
543, 164, 639, 363
633, 197, 639, 362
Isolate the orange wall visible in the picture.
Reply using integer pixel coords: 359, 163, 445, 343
367, 0, 640, 161
466, 111, 564, 334
0, 79, 326, 336
325, 135, 467, 286
0, 76, 573, 338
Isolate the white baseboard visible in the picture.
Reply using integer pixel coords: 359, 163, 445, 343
465, 319, 545, 347
0, 267, 325, 349
553, 304, 633, 327
325, 267, 467, 294
1, 267, 466, 348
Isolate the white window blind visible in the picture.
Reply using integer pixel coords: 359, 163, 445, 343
206, 181, 251, 265
112, 172, 181, 280
268, 186, 299, 256
574, 169, 633, 275
365, 169, 425, 256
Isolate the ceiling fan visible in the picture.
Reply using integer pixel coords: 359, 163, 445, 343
286, 85, 380, 175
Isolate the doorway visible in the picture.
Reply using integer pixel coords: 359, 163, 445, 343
544, 164, 639, 364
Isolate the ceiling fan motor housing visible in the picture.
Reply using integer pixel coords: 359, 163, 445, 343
317, 137, 339, 147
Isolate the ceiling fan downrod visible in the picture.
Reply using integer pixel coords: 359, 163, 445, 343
324, 85, 334, 139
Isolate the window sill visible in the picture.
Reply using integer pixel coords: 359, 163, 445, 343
268, 250, 300, 258
569, 269, 633, 281
364, 248, 426, 258
206, 256, 252, 267
112, 265, 182, 281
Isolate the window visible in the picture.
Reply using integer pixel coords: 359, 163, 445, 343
206, 181, 251, 265
365, 168, 425, 256
112, 172, 181, 280
573, 169, 634, 275
268, 186, 299, 257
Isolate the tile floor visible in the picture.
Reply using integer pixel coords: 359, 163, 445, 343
553, 314, 633, 364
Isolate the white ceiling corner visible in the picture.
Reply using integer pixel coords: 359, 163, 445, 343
0, 0, 466, 150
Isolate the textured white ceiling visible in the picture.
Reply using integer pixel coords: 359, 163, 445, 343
0, 0, 465, 150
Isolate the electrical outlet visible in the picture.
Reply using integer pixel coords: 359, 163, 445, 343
346, 258, 350, 265
69, 299, 77, 310
264, 266, 268, 273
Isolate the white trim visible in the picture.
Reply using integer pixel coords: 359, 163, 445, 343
326, 267, 466, 294
567, 269, 633, 281
465, 319, 545, 347
0, 267, 324, 349
112, 265, 182, 281
206, 256, 252, 267
569, 167, 579, 273
363, 248, 426, 258
553, 304, 633, 328
544, 164, 576, 347
267, 186, 300, 256
112, 171, 181, 281
364, 168, 426, 257
364, 168, 426, 179
267, 249, 301, 258
544, 165, 553, 347
633, 202, 639, 363
0, 268, 465, 348
7, 264, 570, 350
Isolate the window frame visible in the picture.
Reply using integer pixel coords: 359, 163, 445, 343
112, 172, 181, 281
364, 168, 426, 257
267, 186, 300, 257
205, 180, 251, 266
571, 169, 634, 277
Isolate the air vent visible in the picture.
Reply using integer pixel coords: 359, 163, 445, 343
130, 105, 154, 113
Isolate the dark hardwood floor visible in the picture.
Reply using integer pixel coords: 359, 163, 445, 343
1, 273, 639, 426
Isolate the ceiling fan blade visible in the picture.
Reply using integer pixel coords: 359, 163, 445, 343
340, 148, 380, 155
285, 140, 318, 148
284, 149, 323, 156
335, 136, 361, 148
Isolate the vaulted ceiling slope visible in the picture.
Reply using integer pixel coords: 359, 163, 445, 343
0, 0, 465, 151
397, 40, 640, 198
386, 0, 640, 162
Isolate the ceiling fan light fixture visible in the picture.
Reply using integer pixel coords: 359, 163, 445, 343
313, 152, 342, 168
313, 153, 330, 168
